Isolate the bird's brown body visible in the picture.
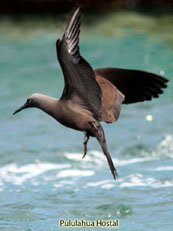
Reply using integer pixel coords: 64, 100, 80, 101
55, 100, 95, 132
13, 8, 168, 180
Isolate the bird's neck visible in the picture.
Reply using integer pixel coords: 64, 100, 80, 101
35, 94, 60, 118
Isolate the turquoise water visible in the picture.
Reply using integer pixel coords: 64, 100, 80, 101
0, 11, 173, 231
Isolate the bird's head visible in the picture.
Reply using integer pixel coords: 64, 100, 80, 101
13, 94, 41, 115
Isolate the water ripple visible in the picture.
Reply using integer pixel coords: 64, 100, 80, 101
0, 162, 70, 186
119, 174, 173, 188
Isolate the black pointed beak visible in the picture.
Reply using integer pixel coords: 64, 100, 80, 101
13, 103, 28, 115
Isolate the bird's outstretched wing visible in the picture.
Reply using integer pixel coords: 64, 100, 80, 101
94, 68, 168, 104
56, 8, 102, 119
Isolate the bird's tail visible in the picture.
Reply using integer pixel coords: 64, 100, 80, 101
89, 121, 118, 180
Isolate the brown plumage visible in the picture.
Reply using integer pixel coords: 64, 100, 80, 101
13, 8, 168, 180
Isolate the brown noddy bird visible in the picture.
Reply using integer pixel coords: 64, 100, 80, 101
13, 8, 168, 180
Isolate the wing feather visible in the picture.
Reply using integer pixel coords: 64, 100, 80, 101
94, 68, 168, 104
56, 8, 102, 119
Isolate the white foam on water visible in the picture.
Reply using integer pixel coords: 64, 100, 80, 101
0, 162, 71, 185
113, 156, 153, 166
152, 134, 173, 158
64, 152, 93, 161
119, 173, 173, 188
56, 169, 95, 179
155, 166, 173, 171
54, 180, 75, 188
101, 184, 115, 189
86, 180, 115, 189
86, 179, 111, 187
64, 150, 154, 167
89, 150, 106, 160
1, 134, 172, 188
159, 135, 172, 147
64, 135, 173, 169
64, 150, 104, 166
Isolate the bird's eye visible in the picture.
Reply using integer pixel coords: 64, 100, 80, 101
26, 99, 32, 104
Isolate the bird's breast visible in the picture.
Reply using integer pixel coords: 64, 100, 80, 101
54, 102, 94, 132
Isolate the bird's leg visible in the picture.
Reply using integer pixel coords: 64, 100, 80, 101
89, 121, 118, 180
82, 131, 89, 159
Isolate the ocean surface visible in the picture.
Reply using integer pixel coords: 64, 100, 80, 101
0, 10, 173, 231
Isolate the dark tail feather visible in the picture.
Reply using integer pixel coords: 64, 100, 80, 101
90, 121, 118, 180
99, 139, 118, 180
